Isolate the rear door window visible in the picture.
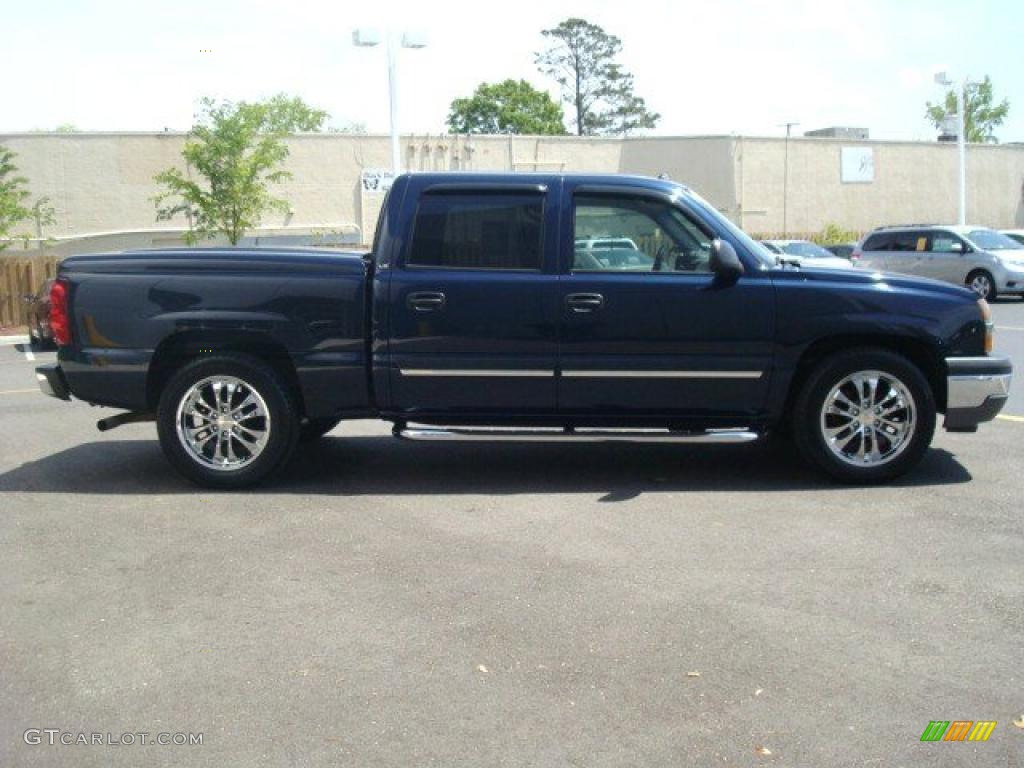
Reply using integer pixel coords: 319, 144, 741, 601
406, 192, 544, 271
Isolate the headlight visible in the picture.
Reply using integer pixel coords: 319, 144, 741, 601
978, 298, 994, 353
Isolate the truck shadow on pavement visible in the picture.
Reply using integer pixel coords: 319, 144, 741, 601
0, 436, 972, 497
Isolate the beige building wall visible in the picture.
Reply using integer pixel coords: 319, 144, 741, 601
2, 132, 1023, 251
619, 136, 738, 217
736, 136, 1024, 236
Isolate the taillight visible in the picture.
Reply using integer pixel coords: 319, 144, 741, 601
49, 278, 71, 346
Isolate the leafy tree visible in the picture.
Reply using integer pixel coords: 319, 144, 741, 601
535, 18, 659, 136
259, 93, 329, 133
0, 146, 32, 251
926, 75, 1010, 143
447, 79, 566, 135
600, 67, 659, 136
154, 95, 327, 245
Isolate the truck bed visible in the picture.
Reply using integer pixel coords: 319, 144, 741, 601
57, 247, 372, 417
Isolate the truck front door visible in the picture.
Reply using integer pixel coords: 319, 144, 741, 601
557, 186, 775, 421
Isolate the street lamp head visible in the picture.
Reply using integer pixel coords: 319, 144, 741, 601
401, 30, 428, 49
352, 28, 382, 47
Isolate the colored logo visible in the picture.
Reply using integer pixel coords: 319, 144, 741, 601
920, 721, 997, 742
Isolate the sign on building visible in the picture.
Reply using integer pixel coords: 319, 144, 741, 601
361, 169, 396, 194
840, 147, 874, 183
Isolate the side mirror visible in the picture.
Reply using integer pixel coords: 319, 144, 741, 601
710, 239, 744, 282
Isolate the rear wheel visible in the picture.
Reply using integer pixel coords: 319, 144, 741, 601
792, 348, 935, 483
157, 354, 300, 488
966, 269, 996, 300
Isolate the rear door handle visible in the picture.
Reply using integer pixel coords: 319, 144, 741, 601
565, 292, 604, 313
407, 291, 446, 312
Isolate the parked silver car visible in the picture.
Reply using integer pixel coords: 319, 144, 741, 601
854, 225, 1024, 300
759, 239, 856, 270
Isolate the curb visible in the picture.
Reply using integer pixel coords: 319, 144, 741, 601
0, 335, 30, 346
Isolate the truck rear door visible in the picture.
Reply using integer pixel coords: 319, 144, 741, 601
384, 180, 560, 416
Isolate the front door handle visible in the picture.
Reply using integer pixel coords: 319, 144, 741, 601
565, 292, 605, 313
407, 291, 446, 312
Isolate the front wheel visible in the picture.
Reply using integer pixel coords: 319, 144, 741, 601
792, 348, 936, 483
966, 269, 996, 300
157, 354, 300, 489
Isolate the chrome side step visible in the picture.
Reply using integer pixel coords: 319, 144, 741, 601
394, 425, 760, 444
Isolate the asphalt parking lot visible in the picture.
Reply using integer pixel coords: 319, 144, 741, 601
1, 301, 1023, 767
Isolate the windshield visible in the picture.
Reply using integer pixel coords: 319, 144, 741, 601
684, 189, 775, 267
781, 241, 836, 259
966, 229, 1022, 251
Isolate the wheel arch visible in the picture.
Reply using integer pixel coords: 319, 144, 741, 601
782, 334, 947, 424
146, 330, 305, 415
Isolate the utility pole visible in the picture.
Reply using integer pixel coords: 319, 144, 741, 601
779, 122, 799, 237
934, 72, 973, 225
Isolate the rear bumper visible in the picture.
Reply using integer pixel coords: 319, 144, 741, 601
944, 356, 1012, 431
35, 363, 71, 401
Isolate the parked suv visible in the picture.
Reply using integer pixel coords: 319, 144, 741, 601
854, 225, 1024, 300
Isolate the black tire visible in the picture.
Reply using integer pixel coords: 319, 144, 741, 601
156, 353, 300, 489
792, 347, 936, 483
965, 269, 996, 301
300, 417, 341, 442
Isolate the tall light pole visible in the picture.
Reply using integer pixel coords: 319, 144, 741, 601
934, 71, 974, 225
779, 121, 799, 237
353, 28, 427, 176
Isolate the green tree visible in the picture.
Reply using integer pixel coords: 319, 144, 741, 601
0, 146, 32, 251
926, 75, 1010, 143
447, 79, 566, 135
259, 93, 329, 133
535, 18, 659, 136
154, 95, 327, 245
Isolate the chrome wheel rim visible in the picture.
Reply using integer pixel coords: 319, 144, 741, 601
175, 376, 270, 471
969, 273, 992, 298
820, 370, 916, 467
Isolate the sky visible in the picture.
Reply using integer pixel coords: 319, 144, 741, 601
3, 0, 1023, 142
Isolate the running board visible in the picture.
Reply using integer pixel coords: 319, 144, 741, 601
394, 426, 760, 444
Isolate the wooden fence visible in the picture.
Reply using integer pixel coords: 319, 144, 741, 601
0, 254, 61, 329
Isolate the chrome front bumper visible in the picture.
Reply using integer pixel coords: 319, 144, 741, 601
944, 356, 1012, 431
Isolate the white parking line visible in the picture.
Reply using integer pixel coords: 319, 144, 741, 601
997, 325, 1024, 332
0, 388, 38, 396
23, 347, 35, 362
997, 414, 1024, 423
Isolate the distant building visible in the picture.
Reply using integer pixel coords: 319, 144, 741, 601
804, 126, 870, 140
2, 131, 1022, 252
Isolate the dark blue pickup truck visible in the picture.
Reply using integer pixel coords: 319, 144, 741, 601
36, 173, 1012, 487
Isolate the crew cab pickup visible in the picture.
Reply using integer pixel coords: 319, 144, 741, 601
36, 173, 1012, 488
